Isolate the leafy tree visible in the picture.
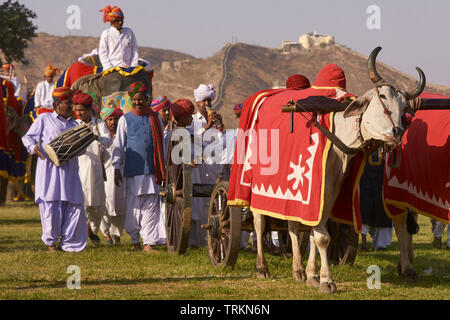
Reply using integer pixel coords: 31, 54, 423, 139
0, 0, 37, 66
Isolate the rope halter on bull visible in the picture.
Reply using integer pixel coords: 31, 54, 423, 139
282, 46, 426, 156
367, 46, 425, 140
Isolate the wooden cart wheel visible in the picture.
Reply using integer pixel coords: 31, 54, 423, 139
327, 220, 359, 267
163, 138, 193, 254
205, 180, 241, 268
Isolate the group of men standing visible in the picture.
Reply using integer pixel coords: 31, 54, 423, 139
21, 80, 226, 252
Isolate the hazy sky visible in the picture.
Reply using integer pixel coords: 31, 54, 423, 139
14, 0, 450, 85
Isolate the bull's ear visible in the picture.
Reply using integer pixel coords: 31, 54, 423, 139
343, 96, 370, 118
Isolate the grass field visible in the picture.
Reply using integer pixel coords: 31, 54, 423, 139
0, 201, 448, 300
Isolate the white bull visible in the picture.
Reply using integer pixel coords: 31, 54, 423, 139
253, 47, 426, 293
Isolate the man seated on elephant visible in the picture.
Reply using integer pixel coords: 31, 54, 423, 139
98, 5, 139, 71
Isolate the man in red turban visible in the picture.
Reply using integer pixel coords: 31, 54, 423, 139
0, 64, 20, 98
170, 99, 195, 127
297, 64, 355, 102
312, 64, 347, 90
286, 74, 310, 90
98, 5, 139, 70
73, 90, 113, 246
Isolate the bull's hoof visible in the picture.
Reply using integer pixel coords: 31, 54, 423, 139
256, 268, 270, 279
292, 270, 307, 282
319, 282, 338, 294
306, 276, 320, 288
403, 269, 420, 283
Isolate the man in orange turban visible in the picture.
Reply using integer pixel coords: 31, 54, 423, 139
35, 64, 60, 109
98, 5, 139, 71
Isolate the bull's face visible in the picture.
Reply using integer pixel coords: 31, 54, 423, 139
344, 86, 409, 148
343, 47, 425, 150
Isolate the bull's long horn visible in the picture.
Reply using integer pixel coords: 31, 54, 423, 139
368, 46, 385, 86
405, 67, 426, 100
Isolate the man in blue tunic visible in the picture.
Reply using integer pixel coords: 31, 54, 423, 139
112, 82, 165, 252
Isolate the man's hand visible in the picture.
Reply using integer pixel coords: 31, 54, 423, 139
205, 111, 223, 130
114, 169, 123, 187
34, 143, 45, 160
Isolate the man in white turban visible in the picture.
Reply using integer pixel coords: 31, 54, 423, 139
187, 83, 224, 248
193, 84, 216, 103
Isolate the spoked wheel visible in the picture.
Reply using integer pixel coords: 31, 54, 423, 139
327, 220, 359, 266
162, 140, 193, 254
205, 180, 241, 268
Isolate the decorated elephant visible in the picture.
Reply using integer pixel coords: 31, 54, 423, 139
57, 54, 153, 110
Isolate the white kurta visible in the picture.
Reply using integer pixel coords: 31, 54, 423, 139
34, 80, 55, 108
1, 75, 21, 97
103, 130, 126, 217
100, 128, 126, 238
98, 26, 139, 70
77, 117, 111, 207
188, 112, 224, 185
186, 112, 224, 247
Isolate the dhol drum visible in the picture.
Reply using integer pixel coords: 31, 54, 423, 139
44, 122, 95, 167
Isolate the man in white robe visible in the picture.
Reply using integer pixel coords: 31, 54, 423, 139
73, 91, 112, 245
98, 6, 139, 71
99, 105, 126, 245
0, 64, 21, 98
187, 84, 224, 248
34, 65, 59, 109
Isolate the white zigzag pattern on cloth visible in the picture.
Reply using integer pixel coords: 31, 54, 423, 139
388, 176, 450, 210
251, 133, 320, 204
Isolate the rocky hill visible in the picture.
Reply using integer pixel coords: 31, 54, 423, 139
10, 33, 450, 129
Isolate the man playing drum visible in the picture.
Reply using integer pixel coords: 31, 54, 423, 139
21, 87, 88, 252
112, 82, 165, 252
73, 91, 112, 246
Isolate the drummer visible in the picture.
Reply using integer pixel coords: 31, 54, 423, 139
112, 81, 165, 252
73, 90, 112, 246
21, 87, 88, 252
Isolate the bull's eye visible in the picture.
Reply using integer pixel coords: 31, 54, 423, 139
379, 94, 387, 99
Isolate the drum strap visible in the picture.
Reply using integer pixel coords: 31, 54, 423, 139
94, 118, 107, 182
